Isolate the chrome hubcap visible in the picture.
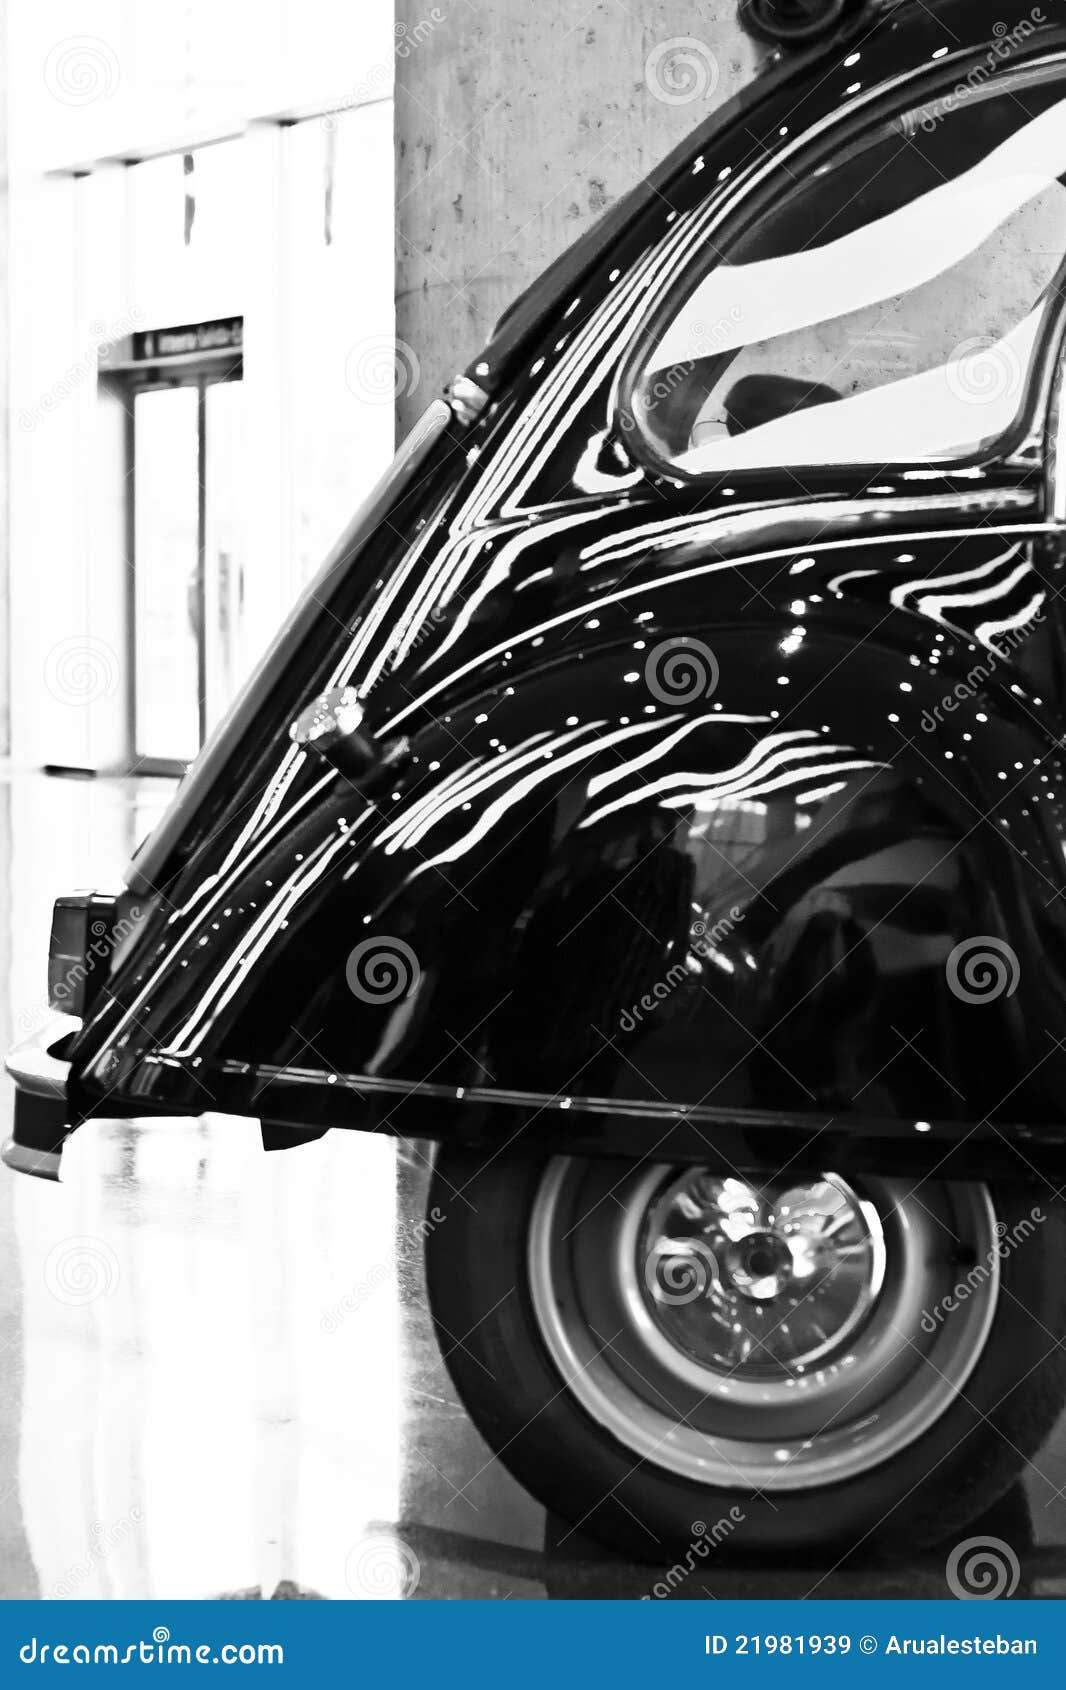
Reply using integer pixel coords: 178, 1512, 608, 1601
641, 1172, 886, 1376
528, 1159, 999, 1491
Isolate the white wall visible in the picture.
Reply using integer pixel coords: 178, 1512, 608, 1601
6, 0, 396, 770
7, 0, 396, 173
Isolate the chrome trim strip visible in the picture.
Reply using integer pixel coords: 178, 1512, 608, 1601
214, 1058, 1051, 1140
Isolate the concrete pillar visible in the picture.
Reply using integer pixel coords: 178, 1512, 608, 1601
0, 0, 8, 757
391, 0, 763, 1547
394, 0, 762, 433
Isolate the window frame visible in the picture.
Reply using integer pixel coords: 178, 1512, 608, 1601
616, 50, 1066, 495
100, 346, 244, 776
1043, 308, 1066, 523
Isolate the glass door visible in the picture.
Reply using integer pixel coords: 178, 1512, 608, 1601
130, 367, 244, 771
133, 386, 202, 765
203, 379, 245, 737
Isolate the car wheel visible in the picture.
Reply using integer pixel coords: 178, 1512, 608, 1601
425, 1149, 1066, 1563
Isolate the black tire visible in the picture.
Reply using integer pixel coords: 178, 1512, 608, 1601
425, 1148, 1066, 1564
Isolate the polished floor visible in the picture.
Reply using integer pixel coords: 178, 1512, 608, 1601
2, 768, 1066, 1600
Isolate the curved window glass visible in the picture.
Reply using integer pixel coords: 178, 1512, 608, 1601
630, 65, 1066, 477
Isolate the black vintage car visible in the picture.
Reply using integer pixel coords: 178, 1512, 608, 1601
10, 0, 1066, 1561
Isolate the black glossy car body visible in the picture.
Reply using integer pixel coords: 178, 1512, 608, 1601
10, 0, 1066, 1183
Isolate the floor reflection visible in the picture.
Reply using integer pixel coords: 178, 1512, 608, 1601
14, 1119, 404, 1599
2, 770, 1066, 1600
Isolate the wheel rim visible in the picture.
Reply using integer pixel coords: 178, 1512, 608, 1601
527, 1160, 999, 1490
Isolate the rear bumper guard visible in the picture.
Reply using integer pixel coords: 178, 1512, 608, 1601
3, 1013, 81, 1182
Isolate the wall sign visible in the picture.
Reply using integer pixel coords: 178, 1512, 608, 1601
133, 317, 243, 362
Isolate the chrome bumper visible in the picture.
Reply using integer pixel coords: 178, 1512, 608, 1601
3, 1013, 81, 1181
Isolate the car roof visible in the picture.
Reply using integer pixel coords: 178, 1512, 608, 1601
464, 0, 1065, 395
